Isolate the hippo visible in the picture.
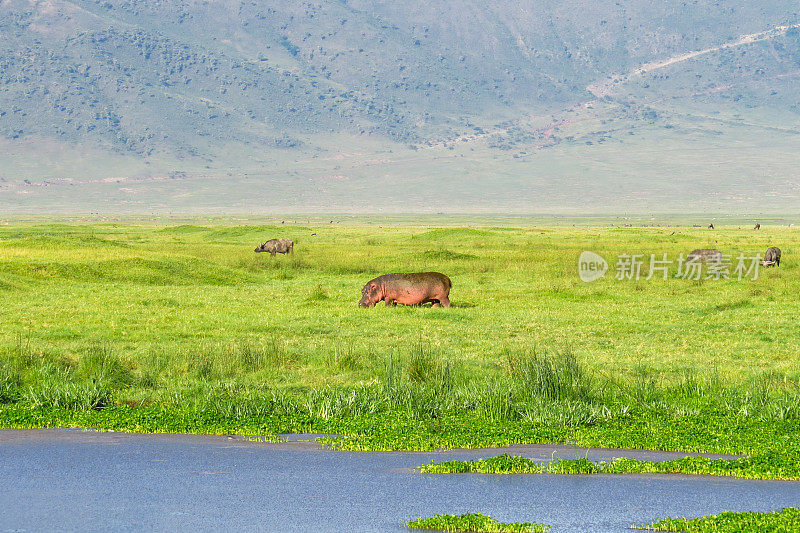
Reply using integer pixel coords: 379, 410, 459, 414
254, 238, 293, 256
762, 246, 781, 267
688, 249, 722, 263
359, 272, 452, 307
754, 223, 761, 230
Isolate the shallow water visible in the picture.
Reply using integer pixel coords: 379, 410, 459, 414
1, 429, 798, 532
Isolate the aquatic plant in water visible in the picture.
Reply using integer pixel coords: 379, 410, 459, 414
417, 453, 800, 480
406, 513, 548, 533
634, 507, 800, 532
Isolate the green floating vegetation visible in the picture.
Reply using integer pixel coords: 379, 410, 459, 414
418, 453, 800, 481
635, 507, 800, 532
420, 454, 543, 474
406, 513, 548, 533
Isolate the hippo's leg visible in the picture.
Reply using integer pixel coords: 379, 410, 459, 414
270, 251, 276, 257
385, 299, 393, 307
439, 296, 451, 308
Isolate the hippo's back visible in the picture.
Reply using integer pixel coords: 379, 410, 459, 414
379, 272, 451, 289
388, 272, 453, 289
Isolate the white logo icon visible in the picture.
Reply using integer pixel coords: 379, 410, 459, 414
578, 251, 607, 282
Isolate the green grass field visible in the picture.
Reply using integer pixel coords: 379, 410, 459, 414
1, 220, 798, 464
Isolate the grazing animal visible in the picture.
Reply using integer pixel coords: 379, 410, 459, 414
359, 272, 452, 308
254, 238, 294, 256
754, 223, 761, 230
762, 246, 781, 267
688, 249, 722, 263
708, 223, 714, 229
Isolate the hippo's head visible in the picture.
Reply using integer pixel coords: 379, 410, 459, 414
254, 242, 266, 253
359, 281, 380, 307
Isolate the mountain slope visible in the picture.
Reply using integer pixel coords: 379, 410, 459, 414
1, 0, 799, 213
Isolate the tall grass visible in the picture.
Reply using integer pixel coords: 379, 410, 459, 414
0, 364, 21, 403
74, 344, 131, 387
25, 381, 112, 411
3, 337, 799, 429
407, 343, 444, 383
506, 349, 594, 402
329, 344, 362, 371
0, 341, 119, 410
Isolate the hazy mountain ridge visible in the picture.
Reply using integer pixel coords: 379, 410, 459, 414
1, 1, 799, 212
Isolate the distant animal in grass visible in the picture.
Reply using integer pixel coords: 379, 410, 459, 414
754, 223, 761, 230
762, 246, 781, 267
688, 249, 722, 263
359, 272, 451, 308
254, 238, 293, 256
708, 223, 714, 229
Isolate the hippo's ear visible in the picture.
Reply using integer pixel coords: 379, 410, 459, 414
369, 282, 377, 290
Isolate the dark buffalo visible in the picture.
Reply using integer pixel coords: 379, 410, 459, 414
754, 223, 761, 230
359, 272, 452, 307
762, 246, 781, 267
688, 249, 722, 263
254, 238, 293, 256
